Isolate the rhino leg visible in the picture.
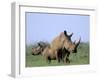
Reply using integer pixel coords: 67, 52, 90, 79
57, 52, 60, 63
46, 56, 51, 64
65, 57, 70, 63
57, 55, 61, 63
63, 52, 70, 63
57, 49, 63, 63
66, 52, 70, 63
56, 50, 62, 63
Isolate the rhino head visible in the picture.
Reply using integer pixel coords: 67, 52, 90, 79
62, 30, 81, 53
32, 43, 44, 55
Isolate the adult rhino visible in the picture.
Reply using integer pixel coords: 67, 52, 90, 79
42, 30, 80, 63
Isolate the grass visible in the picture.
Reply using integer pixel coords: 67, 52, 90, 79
26, 42, 89, 67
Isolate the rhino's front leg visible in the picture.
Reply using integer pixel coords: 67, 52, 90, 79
65, 57, 70, 63
55, 53, 60, 63
66, 52, 70, 63
64, 52, 70, 63
57, 51, 63, 63
46, 56, 51, 64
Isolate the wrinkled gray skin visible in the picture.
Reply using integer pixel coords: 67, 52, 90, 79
42, 30, 81, 63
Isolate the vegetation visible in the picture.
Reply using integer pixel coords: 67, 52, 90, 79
26, 42, 89, 67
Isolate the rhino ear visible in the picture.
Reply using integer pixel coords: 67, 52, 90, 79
38, 43, 42, 47
64, 30, 67, 36
38, 43, 40, 46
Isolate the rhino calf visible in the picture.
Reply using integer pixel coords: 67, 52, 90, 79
32, 43, 44, 55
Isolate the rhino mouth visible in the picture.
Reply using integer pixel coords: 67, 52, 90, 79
32, 51, 41, 55
71, 49, 77, 53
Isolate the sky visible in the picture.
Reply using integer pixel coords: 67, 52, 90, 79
26, 12, 90, 45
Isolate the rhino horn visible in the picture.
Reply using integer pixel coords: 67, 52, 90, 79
75, 37, 81, 48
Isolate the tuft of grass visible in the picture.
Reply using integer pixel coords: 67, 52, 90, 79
26, 42, 89, 67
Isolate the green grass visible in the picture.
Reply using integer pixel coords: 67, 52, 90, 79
26, 42, 89, 67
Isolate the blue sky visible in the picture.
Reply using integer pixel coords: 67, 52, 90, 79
26, 12, 90, 45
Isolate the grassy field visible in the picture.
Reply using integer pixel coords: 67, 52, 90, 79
26, 43, 89, 67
